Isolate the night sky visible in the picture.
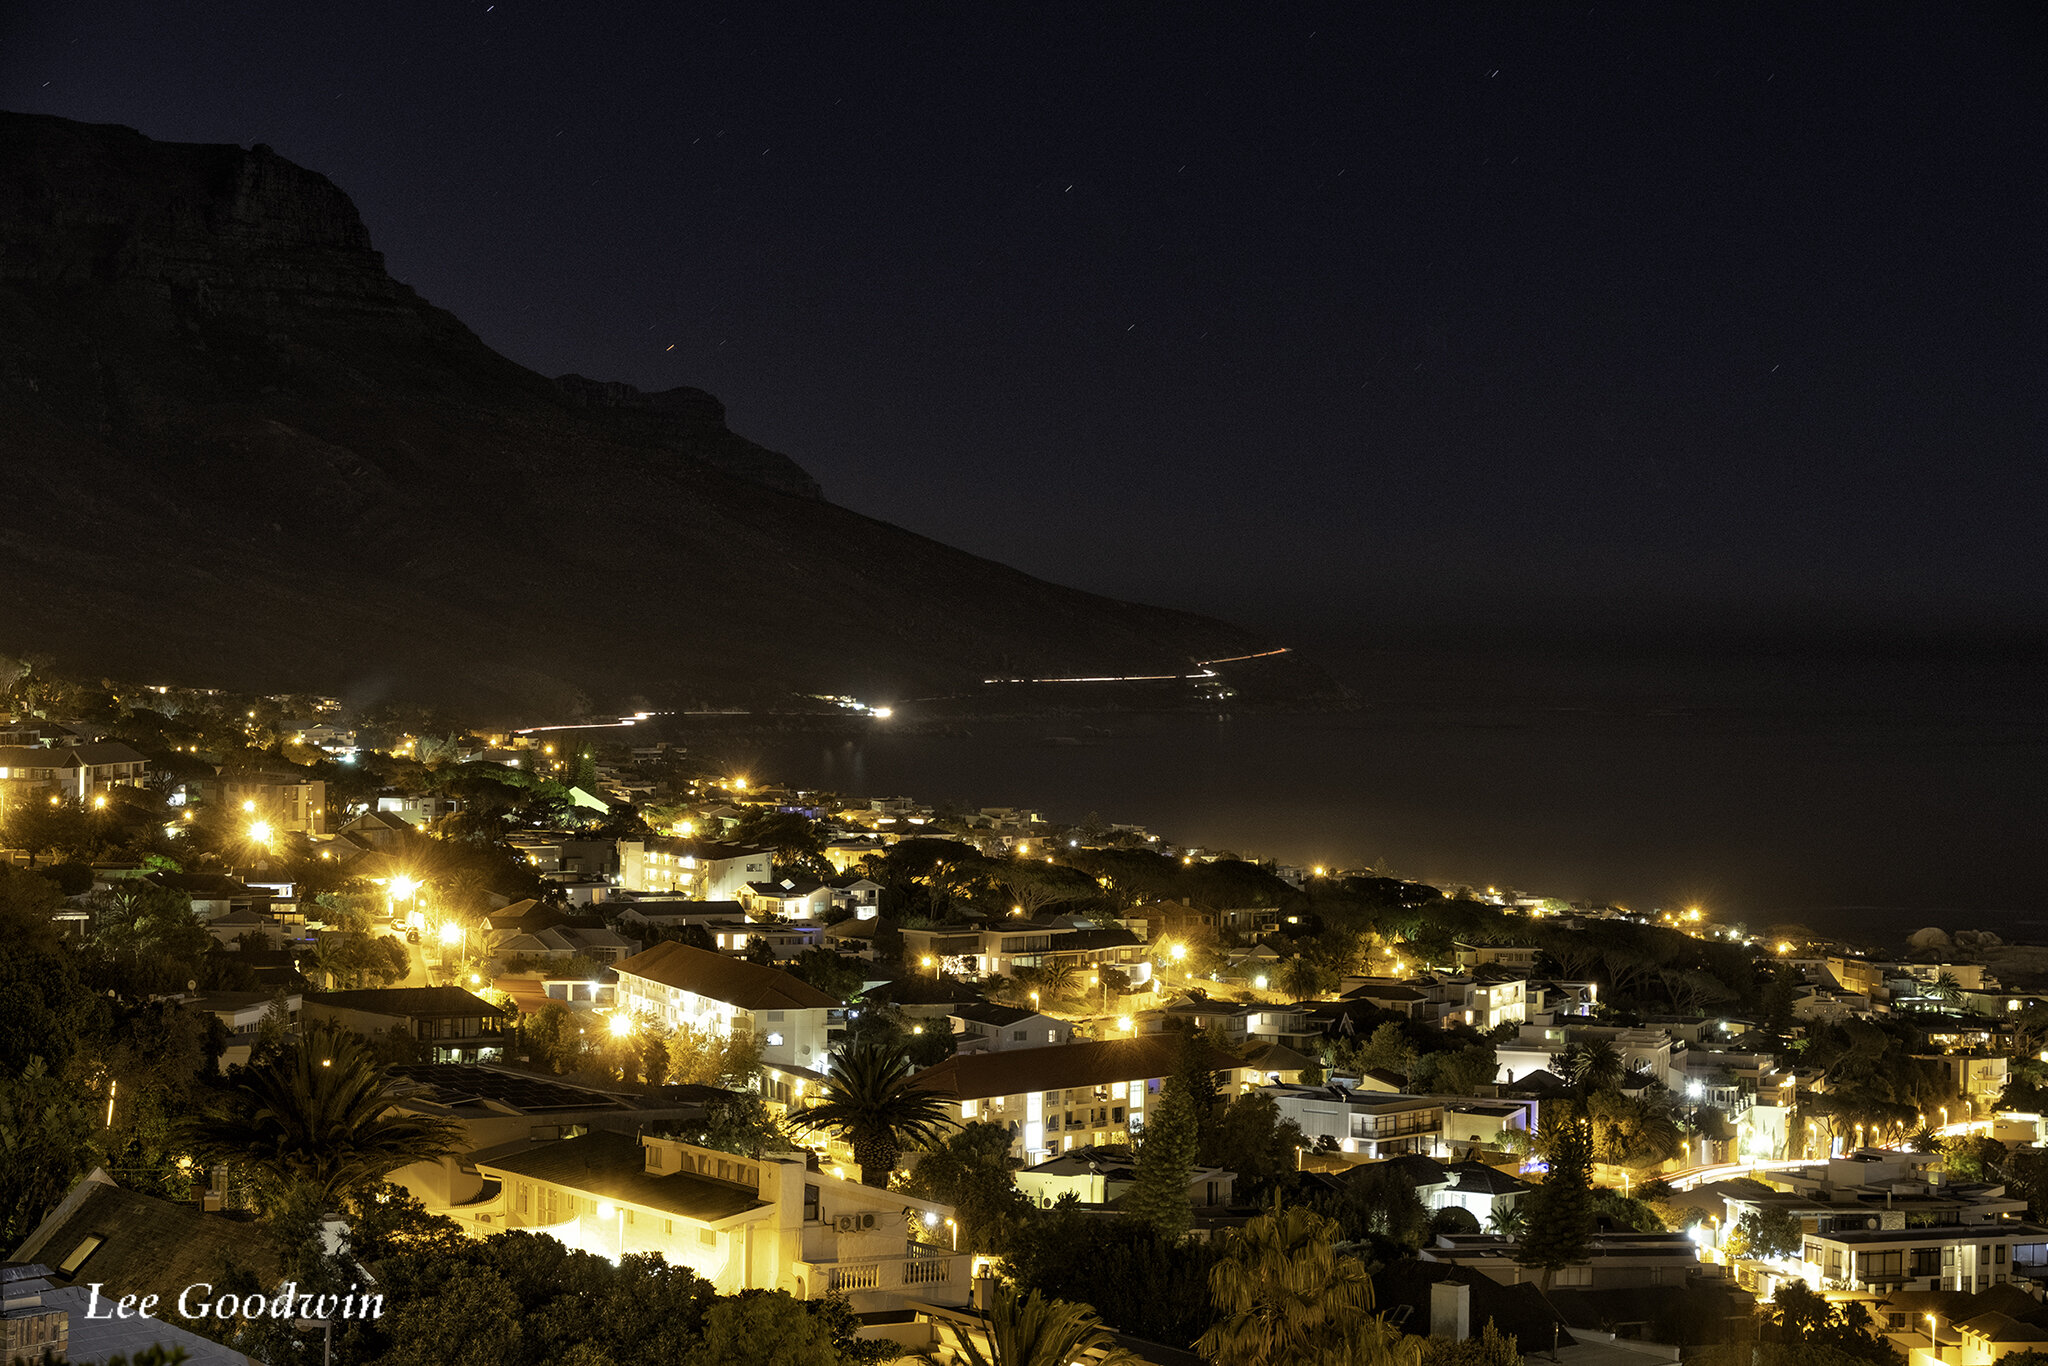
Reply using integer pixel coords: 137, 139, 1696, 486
7, 3, 2044, 644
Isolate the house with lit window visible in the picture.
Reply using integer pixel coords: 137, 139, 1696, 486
613, 940, 837, 1071
1262, 1082, 1447, 1158
218, 767, 328, 835
0, 742, 148, 803
301, 985, 511, 1063
910, 1035, 1245, 1163
948, 1002, 1074, 1053
1719, 1152, 2045, 1297
460, 1130, 969, 1317
740, 878, 835, 920
1013, 1144, 1237, 1213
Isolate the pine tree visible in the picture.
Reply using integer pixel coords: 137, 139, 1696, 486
1516, 1107, 1595, 1284
1126, 1075, 1198, 1240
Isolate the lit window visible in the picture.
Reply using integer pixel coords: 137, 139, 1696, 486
767, 1032, 784, 1046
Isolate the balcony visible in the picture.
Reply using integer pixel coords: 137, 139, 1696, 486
803, 1245, 972, 1311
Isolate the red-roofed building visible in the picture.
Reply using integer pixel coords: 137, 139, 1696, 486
614, 941, 837, 1071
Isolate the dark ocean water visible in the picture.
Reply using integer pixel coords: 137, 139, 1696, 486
716, 642, 2045, 945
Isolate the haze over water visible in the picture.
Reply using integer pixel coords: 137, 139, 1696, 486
730, 640, 2045, 945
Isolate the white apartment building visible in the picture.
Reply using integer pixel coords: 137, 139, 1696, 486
613, 941, 836, 1070
460, 1131, 969, 1317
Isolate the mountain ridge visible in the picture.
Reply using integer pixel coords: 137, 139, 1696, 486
0, 112, 1316, 720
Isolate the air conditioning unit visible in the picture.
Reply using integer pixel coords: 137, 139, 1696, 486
836, 1215, 858, 1233
858, 1212, 878, 1231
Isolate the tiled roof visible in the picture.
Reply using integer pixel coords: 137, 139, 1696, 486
10, 1172, 280, 1306
613, 940, 837, 1009
913, 1035, 1241, 1102
305, 985, 509, 1019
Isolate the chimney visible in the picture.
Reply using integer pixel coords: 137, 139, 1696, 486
1431, 1281, 1471, 1341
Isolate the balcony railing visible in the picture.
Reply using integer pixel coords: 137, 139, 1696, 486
804, 1246, 970, 1303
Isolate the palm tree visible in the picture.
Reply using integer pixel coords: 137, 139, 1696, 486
920, 1285, 1138, 1366
789, 1039, 955, 1187
1487, 1202, 1529, 1238
1932, 972, 1963, 1006
185, 1018, 462, 1211
1556, 1040, 1623, 1096
1279, 954, 1323, 1001
1196, 1206, 1419, 1366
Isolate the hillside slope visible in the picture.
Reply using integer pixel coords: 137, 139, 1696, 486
0, 112, 1307, 718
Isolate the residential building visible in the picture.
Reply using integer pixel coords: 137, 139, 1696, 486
1423, 1230, 1719, 1291
1013, 1144, 1236, 1212
912, 1035, 1245, 1163
1722, 1151, 2046, 1295
0, 742, 148, 803
179, 990, 300, 1069
302, 986, 512, 1064
375, 792, 457, 825
219, 768, 329, 835
456, 1130, 968, 1316
1455, 943, 1541, 974
948, 1002, 1075, 1053
1263, 1083, 1446, 1158
8, 1170, 281, 1365
1432, 1163, 1534, 1226
613, 941, 837, 1071
383, 1063, 733, 1206
741, 878, 835, 921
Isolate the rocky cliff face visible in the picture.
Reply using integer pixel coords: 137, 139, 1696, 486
0, 112, 1299, 718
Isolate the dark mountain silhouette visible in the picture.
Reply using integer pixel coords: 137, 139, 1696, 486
0, 112, 1314, 718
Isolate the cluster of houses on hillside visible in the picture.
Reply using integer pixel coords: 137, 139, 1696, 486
12, 701, 2048, 1365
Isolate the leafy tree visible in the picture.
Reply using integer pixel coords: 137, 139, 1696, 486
673, 1092, 786, 1158
790, 1039, 955, 1187
1323, 1159, 1431, 1247
659, 1021, 764, 1089
685, 1290, 842, 1366
1759, 1282, 1900, 1365
523, 1002, 588, 1074
730, 810, 830, 878
1203, 1090, 1305, 1199
785, 946, 867, 999
185, 1018, 463, 1213
1352, 1022, 1419, 1080
1939, 1133, 2008, 1183
1005, 1207, 1222, 1349
1729, 1205, 1804, 1260
902, 1121, 1032, 1254
1196, 1206, 1416, 1366
1420, 1044, 1498, 1097
1125, 1074, 1199, 1239
1517, 1110, 1595, 1284
1588, 1187, 1667, 1232
369, 1261, 525, 1366
920, 1284, 1139, 1366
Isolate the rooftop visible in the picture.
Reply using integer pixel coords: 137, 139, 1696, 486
914, 1035, 1242, 1102
474, 1130, 769, 1223
613, 940, 838, 1010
